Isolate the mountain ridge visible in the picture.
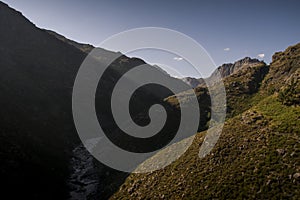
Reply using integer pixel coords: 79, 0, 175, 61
183, 57, 265, 88
0, 2, 299, 199
110, 42, 300, 199
0, 2, 194, 199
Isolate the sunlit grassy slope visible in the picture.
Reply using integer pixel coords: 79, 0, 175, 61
111, 43, 300, 199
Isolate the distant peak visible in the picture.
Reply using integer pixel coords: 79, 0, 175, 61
211, 57, 265, 79
234, 57, 261, 66
222, 57, 261, 67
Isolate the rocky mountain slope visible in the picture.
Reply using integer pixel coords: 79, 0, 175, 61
211, 57, 264, 80
0, 2, 188, 199
0, 2, 87, 198
1, 1, 299, 199
111, 43, 300, 199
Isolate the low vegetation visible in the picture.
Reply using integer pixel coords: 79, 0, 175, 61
110, 43, 300, 199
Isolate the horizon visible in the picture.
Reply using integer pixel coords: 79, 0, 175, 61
2, 0, 300, 77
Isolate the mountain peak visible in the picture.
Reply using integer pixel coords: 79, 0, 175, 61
234, 56, 261, 66
211, 57, 265, 79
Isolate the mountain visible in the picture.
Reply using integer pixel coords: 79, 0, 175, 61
0, 2, 87, 198
263, 43, 300, 96
181, 77, 201, 88
46, 30, 94, 53
1, 2, 299, 199
110, 43, 300, 199
166, 56, 268, 123
211, 57, 264, 79
0, 2, 198, 199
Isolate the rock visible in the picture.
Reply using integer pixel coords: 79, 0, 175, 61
293, 173, 300, 179
68, 145, 100, 200
276, 149, 285, 155
127, 187, 134, 194
242, 110, 264, 124
210, 57, 264, 79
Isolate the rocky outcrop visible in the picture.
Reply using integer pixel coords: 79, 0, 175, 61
262, 42, 300, 94
210, 57, 265, 80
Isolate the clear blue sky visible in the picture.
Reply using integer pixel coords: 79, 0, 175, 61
3, 0, 300, 77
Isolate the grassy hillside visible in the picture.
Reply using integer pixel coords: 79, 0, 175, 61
110, 43, 300, 199
0, 2, 195, 199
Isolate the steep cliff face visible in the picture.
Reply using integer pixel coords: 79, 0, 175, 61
111, 43, 300, 199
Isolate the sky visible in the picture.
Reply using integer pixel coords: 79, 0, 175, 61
3, 0, 300, 77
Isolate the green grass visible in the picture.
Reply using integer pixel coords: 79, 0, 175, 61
110, 43, 300, 200
111, 94, 300, 200
255, 95, 300, 134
